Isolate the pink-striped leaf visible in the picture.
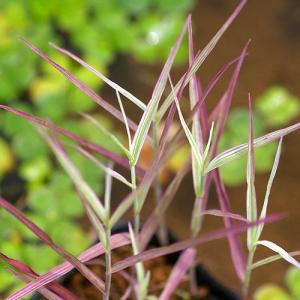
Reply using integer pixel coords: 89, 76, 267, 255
200, 209, 247, 222
0, 104, 143, 175
19, 37, 138, 131
213, 171, 246, 281
159, 248, 196, 300
0, 253, 79, 300
0, 197, 105, 295
112, 214, 283, 274
5, 233, 130, 300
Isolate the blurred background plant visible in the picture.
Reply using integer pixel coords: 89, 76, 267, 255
254, 267, 300, 300
0, 0, 194, 293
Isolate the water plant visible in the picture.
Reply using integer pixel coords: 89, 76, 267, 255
1, 1, 300, 299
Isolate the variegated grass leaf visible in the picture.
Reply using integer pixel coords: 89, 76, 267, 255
72, 145, 132, 188
20, 37, 139, 132
255, 138, 283, 241
206, 123, 300, 173
6, 234, 130, 299
0, 104, 134, 172
112, 214, 282, 274
246, 95, 257, 250
159, 248, 196, 300
156, 0, 247, 122
130, 15, 189, 167
41, 130, 107, 225
49, 42, 146, 111
255, 241, 300, 269
116, 90, 132, 150
0, 197, 106, 295
251, 251, 300, 270
0, 253, 79, 300
79, 112, 130, 157
128, 223, 150, 300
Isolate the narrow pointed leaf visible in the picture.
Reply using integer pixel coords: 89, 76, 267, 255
73, 145, 132, 188
214, 171, 246, 281
166, 53, 246, 158
256, 241, 300, 269
256, 138, 283, 240
49, 42, 146, 110
210, 41, 250, 157
246, 95, 257, 249
159, 248, 196, 300
112, 214, 282, 274
188, 16, 204, 155
157, 0, 247, 121
7, 270, 63, 300
172, 77, 202, 167
116, 91, 132, 148
131, 15, 189, 165
0, 253, 79, 300
200, 209, 247, 222
79, 112, 130, 157
20, 37, 138, 131
206, 123, 300, 172
42, 131, 107, 223
6, 234, 130, 300
251, 251, 300, 270
0, 197, 105, 294
0, 104, 134, 172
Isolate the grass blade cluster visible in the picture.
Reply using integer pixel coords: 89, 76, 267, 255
2, 1, 300, 299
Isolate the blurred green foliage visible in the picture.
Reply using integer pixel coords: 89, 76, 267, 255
0, 0, 194, 293
0, 113, 122, 293
219, 86, 300, 186
254, 267, 300, 300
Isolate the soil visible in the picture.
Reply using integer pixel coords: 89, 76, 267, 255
63, 245, 209, 300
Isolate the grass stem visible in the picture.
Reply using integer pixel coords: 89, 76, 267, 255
242, 248, 255, 297
152, 122, 168, 245
130, 164, 140, 237
104, 228, 112, 300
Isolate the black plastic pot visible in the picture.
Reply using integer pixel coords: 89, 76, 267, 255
32, 223, 240, 300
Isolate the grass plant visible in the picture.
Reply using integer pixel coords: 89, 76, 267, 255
1, 1, 300, 299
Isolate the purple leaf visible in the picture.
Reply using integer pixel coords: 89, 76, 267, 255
188, 16, 204, 151
210, 40, 250, 159
151, 15, 189, 107
0, 253, 79, 300
19, 37, 139, 132
164, 52, 246, 164
0, 105, 144, 175
156, 0, 248, 122
139, 160, 191, 250
0, 197, 106, 295
5, 233, 130, 300
201, 209, 247, 222
159, 248, 196, 300
49, 43, 146, 110
111, 214, 283, 274
213, 171, 246, 281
